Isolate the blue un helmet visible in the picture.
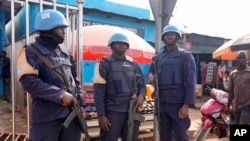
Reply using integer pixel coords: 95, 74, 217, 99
35, 9, 68, 31
161, 25, 182, 41
108, 32, 130, 48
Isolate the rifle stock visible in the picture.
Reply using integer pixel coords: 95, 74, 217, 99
127, 94, 145, 141
62, 109, 76, 127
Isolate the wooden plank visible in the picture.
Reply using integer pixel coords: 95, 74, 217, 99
86, 119, 99, 127
140, 122, 153, 131
142, 114, 154, 121
138, 132, 153, 139
86, 113, 154, 127
83, 84, 94, 92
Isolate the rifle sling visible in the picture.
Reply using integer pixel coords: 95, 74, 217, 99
28, 44, 65, 85
119, 62, 136, 94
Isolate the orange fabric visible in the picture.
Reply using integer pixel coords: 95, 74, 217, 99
80, 25, 155, 64
212, 39, 237, 60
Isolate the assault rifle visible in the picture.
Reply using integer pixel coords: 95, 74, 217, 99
127, 75, 145, 141
127, 93, 145, 141
119, 62, 145, 141
52, 64, 90, 141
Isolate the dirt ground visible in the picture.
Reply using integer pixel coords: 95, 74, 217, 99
0, 96, 229, 141
0, 99, 28, 134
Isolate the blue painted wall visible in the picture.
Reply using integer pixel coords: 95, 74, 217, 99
0, 11, 5, 50
56, 0, 150, 19
84, 0, 150, 19
0, 11, 6, 95
83, 12, 155, 44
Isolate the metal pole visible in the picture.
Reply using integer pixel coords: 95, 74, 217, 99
65, 5, 70, 49
162, 0, 177, 27
53, 0, 56, 10
156, 0, 163, 52
154, 1, 163, 140
149, 1, 161, 140
77, 0, 83, 85
149, 0, 163, 53
152, 0, 163, 139
22, 0, 78, 10
68, 10, 77, 53
25, 0, 31, 138
11, 0, 16, 140
71, 14, 76, 57
39, 0, 43, 11
71, 14, 76, 55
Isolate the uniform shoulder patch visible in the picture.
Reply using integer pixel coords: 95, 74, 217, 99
17, 47, 38, 80
125, 55, 134, 62
93, 62, 106, 84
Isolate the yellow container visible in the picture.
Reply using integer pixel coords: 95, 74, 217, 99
146, 84, 155, 99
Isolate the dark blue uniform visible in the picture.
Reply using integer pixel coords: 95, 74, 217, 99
150, 46, 196, 141
17, 37, 84, 141
0, 52, 10, 101
93, 55, 146, 141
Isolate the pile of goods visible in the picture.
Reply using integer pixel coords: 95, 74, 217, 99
82, 84, 156, 120
82, 93, 97, 120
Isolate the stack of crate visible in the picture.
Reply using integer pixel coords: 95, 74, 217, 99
205, 62, 217, 84
201, 62, 218, 85
201, 63, 208, 84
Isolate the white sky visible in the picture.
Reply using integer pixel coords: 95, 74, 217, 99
108, 0, 250, 39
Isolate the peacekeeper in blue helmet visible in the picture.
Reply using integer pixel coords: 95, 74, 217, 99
17, 9, 86, 141
93, 32, 146, 141
148, 25, 196, 141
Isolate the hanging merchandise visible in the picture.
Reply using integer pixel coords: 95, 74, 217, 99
201, 62, 218, 85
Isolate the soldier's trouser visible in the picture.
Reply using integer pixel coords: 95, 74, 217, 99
100, 111, 140, 141
3, 78, 10, 101
159, 103, 190, 141
240, 107, 250, 125
232, 111, 241, 125
29, 118, 81, 141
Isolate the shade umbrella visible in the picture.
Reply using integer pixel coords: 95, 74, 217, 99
82, 25, 155, 64
231, 34, 250, 51
212, 39, 237, 60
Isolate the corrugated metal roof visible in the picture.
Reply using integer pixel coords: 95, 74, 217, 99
189, 45, 217, 54
186, 33, 228, 47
